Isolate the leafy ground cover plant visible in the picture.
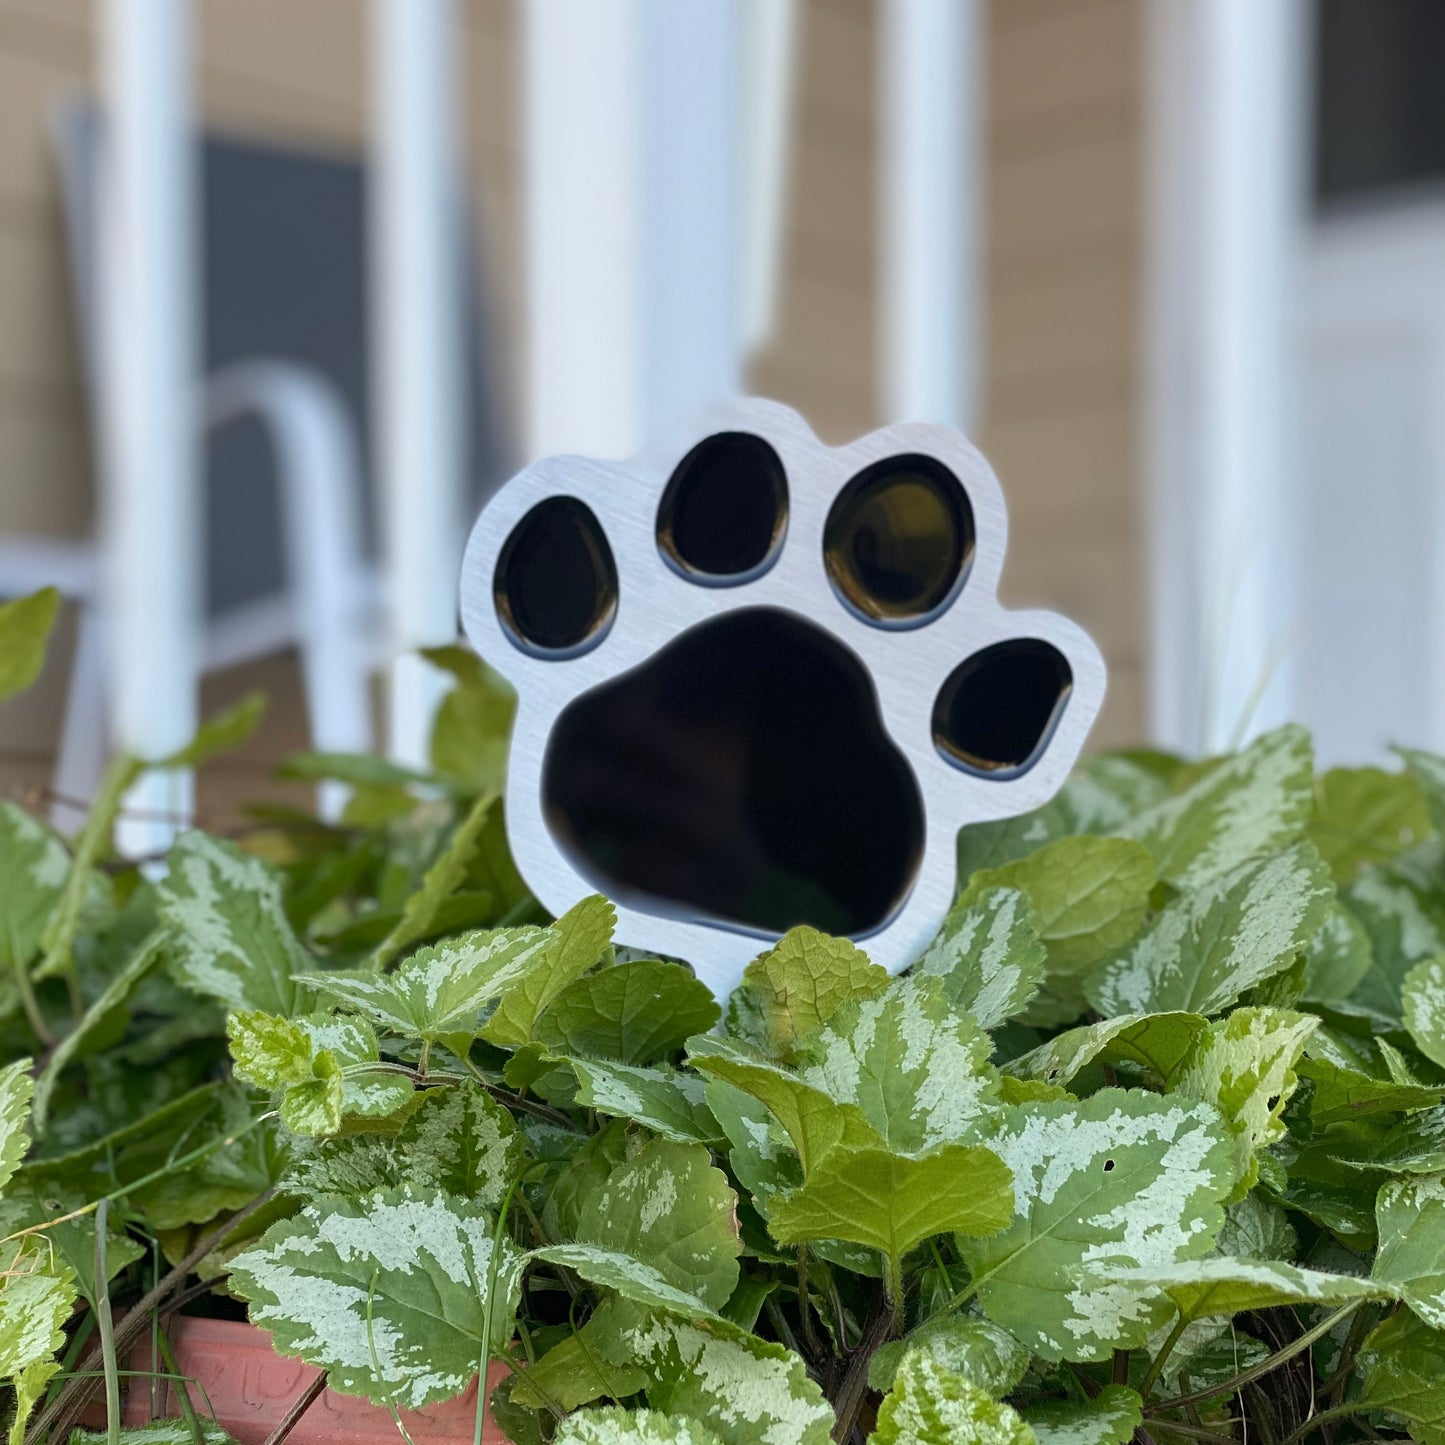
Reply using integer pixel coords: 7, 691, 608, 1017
5, 589, 1445, 1442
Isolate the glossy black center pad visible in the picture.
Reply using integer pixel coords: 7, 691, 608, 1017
542, 607, 925, 937
656, 431, 789, 582
934, 638, 1074, 777
824, 453, 975, 625
494, 496, 618, 656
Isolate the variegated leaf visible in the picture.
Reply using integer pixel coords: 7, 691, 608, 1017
1025, 1386, 1142, 1445
868, 1314, 1031, 1396
1004, 1012, 1206, 1090
0, 1059, 32, 1194
555, 1408, 725, 1445
1404, 956, 1445, 1069
1343, 865, 1445, 1019
913, 886, 1045, 1029
531, 1244, 721, 1319
0, 1236, 74, 1381
567, 1058, 721, 1145
1373, 1174, 1445, 1329
874, 1352, 1034, 1445
960, 1091, 1238, 1361
228, 1188, 523, 1409
1087, 843, 1333, 1017
0, 803, 68, 976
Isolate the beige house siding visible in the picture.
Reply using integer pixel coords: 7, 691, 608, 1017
0, 0, 1145, 811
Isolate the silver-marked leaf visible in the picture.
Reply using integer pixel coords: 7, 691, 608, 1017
1086, 1257, 1389, 1325
798, 976, 997, 1153
568, 1058, 721, 1144
282, 1080, 521, 1205
1026, 1386, 1142, 1445
1404, 957, 1445, 1069
507, 1311, 647, 1414
305, 925, 552, 1042
66, 1426, 241, 1445
1373, 1174, 1445, 1329
1344, 865, 1445, 1019
556, 1408, 725, 1445
1087, 843, 1333, 1017
913, 887, 1045, 1029
536, 959, 720, 1064
686, 1035, 884, 1172
704, 1080, 800, 1213
1357, 1308, 1445, 1444
576, 1139, 741, 1311
1353, 1106, 1445, 1174
1303, 901, 1374, 1003
960, 1091, 1238, 1361
0, 1059, 33, 1195
227, 1188, 523, 1410
482, 895, 616, 1047
867, 1314, 1030, 1396
1119, 724, 1314, 888
769, 1143, 1014, 1261
618, 1315, 833, 1445
874, 1352, 1033, 1445
960, 836, 1155, 976
0, 803, 68, 976
1004, 1013, 1206, 1090
1171, 1007, 1319, 1190
158, 832, 308, 1015
735, 927, 888, 1062
0, 1236, 74, 1381
532, 1244, 720, 1320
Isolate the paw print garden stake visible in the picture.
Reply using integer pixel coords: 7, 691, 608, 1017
460, 399, 1105, 996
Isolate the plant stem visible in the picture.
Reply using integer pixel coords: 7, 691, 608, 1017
1277, 1404, 1354, 1445
1148, 1303, 1360, 1416
797, 1244, 821, 1360
263, 1371, 328, 1445
884, 1252, 906, 1335
1140, 1313, 1192, 1399
477, 1175, 522, 1445
830, 1289, 894, 1445
95, 1198, 120, 1445
12, 950, 54, 1046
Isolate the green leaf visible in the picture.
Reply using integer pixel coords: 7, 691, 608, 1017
157, 692, 266, 768
1310, 766, 1432, 883
575, 1139, 741, 1311
798, 976, 997, 1153
1398, 747, 1445, 836
555, 1409, 724, 1445
1170, 1007, 1319, 1189
959, 1091, 1238, 1361
1373, 1175, 1445, 1328
0, 588, 59, 702
1357, 1308, 1445, 1445
703, 1080, 800, 1214
874, 1352, 1034, 1445
228, 1187, 523, 1410
617, 1315, 833, 1445
913, 887, 1046, 1029
483, 895, 616, 1048
66, 1427, 241, 1445
507, 1314, 648, 1413
532, 1244, 721, 1319
1085, 1257, 1389, 1325
0, 804, 69, 976
734, 927, 888, 1062
13, 1358, 60, 1445
686, 1035, 884, 1172
282, 1080, 521, 1206
1352, 1105, 1445, 1174
960, 837, 1155, 976
1303, 901, 1374, 1002
1404, 956, 1445, 1068
1295, 1055, 1442, 1128
1086, 843, 1333, 1017
1025, 1386, 1142, 1445
306, 924, 552, 1043
868, 1314, 1030, 1396
536, 959, 720, 1064
157, 832, 308, 1015
1004, 1012, 1207, 1090
367, 789, 500, 970
0, 1183, 144, 1310
0, 1058, 34, 1195
33, 930, 166, 1131
0, 1235, 74, 1380
423, 644, 516, 795
768, 1143, 1014, 1259
1118, 723, 1314, 888
568, 1059, 721, 1145
1343, 865, 1445, 1019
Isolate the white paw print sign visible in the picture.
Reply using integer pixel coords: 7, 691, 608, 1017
460, 398, 1105, 997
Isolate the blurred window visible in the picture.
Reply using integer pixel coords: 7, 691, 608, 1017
1315, 0, 1445, 207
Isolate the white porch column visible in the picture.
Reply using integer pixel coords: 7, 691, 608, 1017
98, 0, 199, 856
1145, 0, 1307, 755
372, 0, 465, 768
523, 0, 744, 462
877, 0, 986, 431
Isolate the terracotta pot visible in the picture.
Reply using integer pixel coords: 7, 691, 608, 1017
84, 1316, 511, 1443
